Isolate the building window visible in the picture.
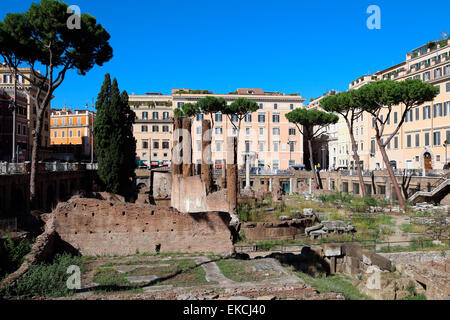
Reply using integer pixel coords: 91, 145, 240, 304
258, 113, 265, 123
406, 134, 412, 148
272, 160, 280, 171
258, 141, 264, 152
162, 141, 169, 149
231, 114, 238, 122
274, 103, 278, 110
215, 126, 223, 135
162, 126, 169, 132
61, 118, 65, 126
215, 113, 223, 122
196, 126, 202, 135
436, 155, 441, 162
415, 133, 420, 147
272, 113, 280, 123
152, 125, 159, 132
142, 140, 148, 149
61, 131, 65, 138
153, 141, 159, 149
163, 112, 169, 119
370, 140, 375, 153
245, 141, 250, 153
69, 130, 73, 138
215, 141, 222, 152
433, 131, 441, 146
290, 141, 295, 152
423, 71, 430, 81
259, 103, 263, 110
4, 75, 11, 83
290, 104, 294, 110
273, 141, 279, 152
244, 113, 252, 123
142, 112, 148, 120
289, 127, 296, 136
273, 127, 280, 136
152, 112, 158, 120
177, 102, 184, 108
196, 113, 204, 121
433, 103, 442, 118
434, 68, 442, 79
360, 127, 364, 136
415, 107, 420, 120
360, 142, 364, 151
142, 125, 148, 132
259, 127, 264, 135
394, 136, 398, 149
444, 101, 450, 116
393, 112, 398, 124
77, 130, 81, 137
425, 132, 430, 146
53, 119, 57, 126
54, 131, 57, 138
423, 105, 431, 120
196, 140, 201, 152
245, 127, 250, 135
445, 65, 450, 76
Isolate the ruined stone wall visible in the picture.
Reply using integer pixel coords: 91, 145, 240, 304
52, 196, 234, 256
379, 250, 450, 266
240, 219, 315, 241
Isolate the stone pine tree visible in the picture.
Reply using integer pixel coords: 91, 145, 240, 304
0, 0, 112, 206
357, 79, 438, 207
94, 74, 136, 197
321, 91, 367, 196
197, 96, 227, 129
286, 108, 339, 189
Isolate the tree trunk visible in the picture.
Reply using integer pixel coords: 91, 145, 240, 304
30, 131, 40, 209
308, 139, 320, 189
376, 138, 406, 207
349, 132, 366, 197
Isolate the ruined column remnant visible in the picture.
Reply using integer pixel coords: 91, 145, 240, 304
221, 159, 227, 190
172, 117, 182, 175
201, 119, 213, 194
182, 118, 193, 177
226, 136, 237, 214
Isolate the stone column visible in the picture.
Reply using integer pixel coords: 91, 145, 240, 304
182, 118, 192, 178
289, 178, 295, 195
309, 178, 312, 194
269, 178, 273, 192
226, 137, 237, 215
221, 159, 227, 189
172, 117, 182, 175
245, 154, 250, 190
201, 120, 213, 194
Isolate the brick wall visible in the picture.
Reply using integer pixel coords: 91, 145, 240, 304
52, 196, 234, 256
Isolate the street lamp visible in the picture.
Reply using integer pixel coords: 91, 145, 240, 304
444, 140, 449, 166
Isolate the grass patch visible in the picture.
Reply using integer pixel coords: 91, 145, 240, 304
216, 259, 284, 283
1, 253, 85, 298
400, 224, 427, 234
296, 272, 370, 300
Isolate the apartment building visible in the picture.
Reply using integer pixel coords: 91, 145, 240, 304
172, 88, 305, 170
0, 89, 29, 161
50, 108, 95, 161
0, 65, 51, 160
347, 39, 450, 171
129, 93, 173, 167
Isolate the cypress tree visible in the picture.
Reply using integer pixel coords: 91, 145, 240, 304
94, 74, 136, 197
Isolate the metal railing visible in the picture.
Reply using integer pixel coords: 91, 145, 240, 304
234, 237, 450, 254
0, 161, 98, 175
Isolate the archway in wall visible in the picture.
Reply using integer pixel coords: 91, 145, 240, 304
46, 184, 56, 212
59, 181, 67, 202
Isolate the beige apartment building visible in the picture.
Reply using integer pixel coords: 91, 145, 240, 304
0, 65, 51, 161
347, 39, 450, 171
129, 93, 173, 167
172, 88, 306, 171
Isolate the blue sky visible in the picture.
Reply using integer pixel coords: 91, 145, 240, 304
1, 0, 449, 109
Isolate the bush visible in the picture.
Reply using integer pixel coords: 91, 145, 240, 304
0, 236, 32, 280
2, 253, 85, 298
